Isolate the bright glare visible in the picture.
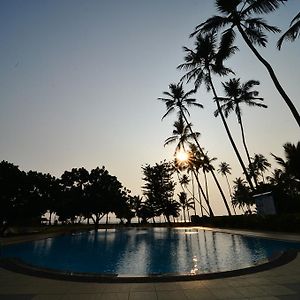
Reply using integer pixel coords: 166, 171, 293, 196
176, 150, 189, 162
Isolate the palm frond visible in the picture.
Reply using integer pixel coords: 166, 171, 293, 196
242, 79, 260, 91
245, 100, 267, 108
291, 11, 300, 26
244, 18, 280, 33
161, 107, 175, 120
215, 96, 231, 103
277, 13, 300, 49
244, 26, 268, 46
270, 152, 286, 168
164, 136, 178, 147
244, 0, 287, 15
216, 28, 238, 64
191, 16, 230, 37
183, 89, 197, 98
213, 107, 221, 117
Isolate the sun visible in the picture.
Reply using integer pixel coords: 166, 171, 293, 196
175, 150, 189, 162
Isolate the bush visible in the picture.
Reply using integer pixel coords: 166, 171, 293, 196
192, 214, 300, 233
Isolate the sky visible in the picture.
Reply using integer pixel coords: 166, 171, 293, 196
0, 0, 299, 216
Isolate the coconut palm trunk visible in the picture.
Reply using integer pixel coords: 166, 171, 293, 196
237, 24, 300, 127
203, 171, 209, 204
224, 174, 236, 215
190, 172, 197, 216
197, 170, 204, 217
189, 166, 213, 216
237, 108, 258, 187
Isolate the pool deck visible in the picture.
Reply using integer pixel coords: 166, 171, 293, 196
1, 227, 300, 300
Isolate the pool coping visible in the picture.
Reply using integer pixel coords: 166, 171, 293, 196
0, 238, 299, 283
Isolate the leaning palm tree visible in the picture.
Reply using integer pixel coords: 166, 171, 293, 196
277, 11, 300, 50
188, 142, 232, 217
178, 32, 254, 190
191, 0, 300, 127
215, 78, 267, 187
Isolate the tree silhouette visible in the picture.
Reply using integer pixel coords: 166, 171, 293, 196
271, 141, 300, 181
158, 83, 215, 216
251, 153, 271, 183
164, 115, 200, 155
86, 166, 125, 229
164, 116, 201, 217
215, 77, 267, 187
178, 191, 194, 222
232, 177, 253, 213
178, 32, 255, 191
142, 161, 178, 223
218, 161, 236, 214
192, 0, 300, 126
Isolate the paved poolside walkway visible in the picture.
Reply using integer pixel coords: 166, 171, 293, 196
1, 228, 300, 300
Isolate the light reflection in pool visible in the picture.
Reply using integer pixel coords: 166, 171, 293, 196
2, 228, 300, 275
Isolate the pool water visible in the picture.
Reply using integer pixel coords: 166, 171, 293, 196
1, 228, 300, 275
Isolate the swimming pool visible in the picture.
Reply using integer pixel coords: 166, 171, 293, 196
1, 228, 299, 281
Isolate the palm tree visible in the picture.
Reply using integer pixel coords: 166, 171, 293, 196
232, 177, 253, 213
178, 191, 194, 222
183, 145, 211, 217
158, 83, 217, 216
201, 153, 217, 205
218, 161, 236, 214
192, 0, 300, 127
178, 32, 254, 190
188, 143, 232, 217
251, 153, 271, 183
164, 116, 202, 216
277, 12, 300, 50
215, 78, 267, 186
164, 115, 200, 154
271, 141, 300, 181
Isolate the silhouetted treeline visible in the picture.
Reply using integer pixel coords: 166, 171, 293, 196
0, 163, 137, 229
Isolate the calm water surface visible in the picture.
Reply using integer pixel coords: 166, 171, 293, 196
2, 228, 300, 275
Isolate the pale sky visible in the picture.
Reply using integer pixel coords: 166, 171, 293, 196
0, 0, 299, 216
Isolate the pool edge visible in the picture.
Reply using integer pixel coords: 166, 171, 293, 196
0, 250, 298, 283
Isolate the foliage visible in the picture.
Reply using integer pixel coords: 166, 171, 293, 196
277, 11, 300, 50
142, 161, 179, 223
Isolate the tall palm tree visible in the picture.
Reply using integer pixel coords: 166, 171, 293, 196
201, 153, 217, 205
215, 77, 267, 186
217, 161, 236, 214
158, 83, 217, 216
178, 32, 254, 190
187, 144, 206, 217
188, 142, 232, 217
178, 191, 194, 222
192, 0, 300, 127
251, 153, 271, 183
165, 117, 202, 217
277, 12, 300, 50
